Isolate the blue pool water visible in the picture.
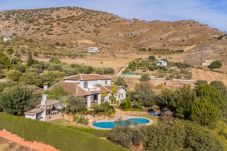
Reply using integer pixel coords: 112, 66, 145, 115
93, 118, 150, 129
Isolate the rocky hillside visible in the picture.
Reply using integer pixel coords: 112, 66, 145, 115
0, 7, 227, 64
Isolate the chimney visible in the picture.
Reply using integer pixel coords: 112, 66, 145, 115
41, 85, 48, 106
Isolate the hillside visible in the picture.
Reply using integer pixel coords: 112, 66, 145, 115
0, 7, 227, 66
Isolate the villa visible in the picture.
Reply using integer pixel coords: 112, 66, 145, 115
24, 74, 127, 121
52, 74, 127, 108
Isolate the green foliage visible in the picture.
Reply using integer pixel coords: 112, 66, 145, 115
0, 86, 36, 116
74, 114, 89, 125
140, 74, 150, 82
191, 98, 221, 126
148, 55, 156, 61
0, 113, 127, 151
159, 82, 227, 126
49, 57, 61, 64
107, 127, 143, 148
108, 120, 225, 151
48, 87, 68, 100
93, 102, 115, 116
209, 60, 222, 69
6, 69, 22, 81
159, 86, 196, 119
120, 98, 132, 110
195, 83, 227, 118
0, 52, 10, 69
20, 72, 43, 87
129, 83, 156, 107
114, 77, 128, 88
41, 70, 65, 86
27, 52, 35, 66
173, 62, 191, 69
65, 96, 87, 114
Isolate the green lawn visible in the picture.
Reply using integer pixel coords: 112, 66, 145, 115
0, 113, 128, 151
50, 119, 110, 137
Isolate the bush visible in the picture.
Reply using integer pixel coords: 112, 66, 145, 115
114, 77, 128, 88
93, 102, 115, 116
191, 98, 221, 126
120, 98, 132, 110
209, 60, 222, 69
0, 52, 10, 69
108, 120, 225, 151
140, 74, 150, 82
6, 70, 21, 81
107, 127, 143, 148
74, 114, 89, 125
0, 86, 36, 116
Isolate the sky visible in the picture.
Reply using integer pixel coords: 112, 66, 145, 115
0, 0, 227, 31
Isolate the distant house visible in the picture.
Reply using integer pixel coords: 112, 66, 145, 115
157, 60, 168, 67
3, 37, 10, 42
24, 86, 64, 121
202, 60, 213, 67
88, 47, 99, 53
52, 74, 127, 108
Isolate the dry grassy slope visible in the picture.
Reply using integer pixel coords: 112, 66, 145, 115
0, 7, 226, 56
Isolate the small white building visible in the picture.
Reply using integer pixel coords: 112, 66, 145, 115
157, 60, 168, 67
3, 37, 10, 42
202, 60, 213, 67
24, 86, 63, 121
88, 47, 99, 53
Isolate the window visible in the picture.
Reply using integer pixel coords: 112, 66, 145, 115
105, 80, 108, 85
84, 81, 88, 88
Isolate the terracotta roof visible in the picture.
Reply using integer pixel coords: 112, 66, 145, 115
100, 86, 111, 93
51, 81, 90, 97
64, 74, 111, 81
24, 108, 44, 115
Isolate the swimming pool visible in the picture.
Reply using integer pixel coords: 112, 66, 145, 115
93, 118, 150, 129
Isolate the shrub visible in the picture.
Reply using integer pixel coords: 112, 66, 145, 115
107, 127, 143, 148
120, 98, 132, 110
49, 57, 61, 64
209, 60, 222, 69
191, 98, 221, 126
6, 70, 21, 81
114, 77, 128, 88
140, 74, 150, 82
0, 86, 36, 116
93, 102, 115, 116
0, 52, 10, 69
74, 114, 89, 125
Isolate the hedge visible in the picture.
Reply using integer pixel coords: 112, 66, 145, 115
0, 113, 127, 151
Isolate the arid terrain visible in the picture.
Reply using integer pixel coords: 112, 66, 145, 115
1, 7, 227, 87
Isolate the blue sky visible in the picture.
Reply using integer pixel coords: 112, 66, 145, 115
0, 0, 227, 31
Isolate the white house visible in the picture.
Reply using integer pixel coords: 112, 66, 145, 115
157, 60, 168, 67
88, 47, 99, 53
52, 74, 127, 108
24, 86, 63, 121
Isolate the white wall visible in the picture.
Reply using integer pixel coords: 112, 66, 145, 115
25, 114, 36, 120
116, 88, 127, 102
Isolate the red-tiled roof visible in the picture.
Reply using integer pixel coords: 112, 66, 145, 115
64, 74, 111, 81
24, 108, 44, 115
51, 81, 90, 97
